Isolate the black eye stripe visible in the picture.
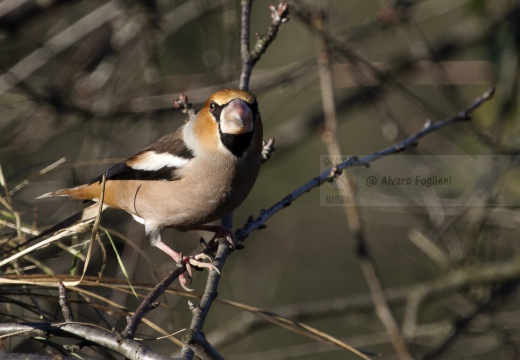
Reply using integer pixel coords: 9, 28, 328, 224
249, 99, 258, 113
209, 101, 224, 121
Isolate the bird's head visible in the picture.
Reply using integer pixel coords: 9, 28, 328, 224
191, 89, 261, 157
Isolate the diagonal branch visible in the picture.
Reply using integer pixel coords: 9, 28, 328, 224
235, 87, 495, 241
0, 322, 177, 360
122, 266, 186, 339
180, 239, 231, 360
0, 1, 124, 96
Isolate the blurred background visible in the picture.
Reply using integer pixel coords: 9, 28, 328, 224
1, 0, 520, 359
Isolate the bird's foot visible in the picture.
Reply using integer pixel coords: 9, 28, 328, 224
177, 252, 220, 292
152, 239, 219, 292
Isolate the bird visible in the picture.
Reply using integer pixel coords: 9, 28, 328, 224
38, 89, 264, 290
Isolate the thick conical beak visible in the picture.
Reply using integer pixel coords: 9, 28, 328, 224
220, 99, 254, 135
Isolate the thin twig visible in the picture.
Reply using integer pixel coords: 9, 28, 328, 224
292, 2, 446, 119
0, 321, 177, 360
0, 220, 95, 269
181, 238, 230, 359
239, 0, 253, 91
122, 266, 186, 339
421, 279, 520, 360
313, 10, 412, 359
239, 1, 289, 90
0, 190, 22, 240
0, 1, 124, 96
207, 248, 520, 350
2, 251, 519, 355
236, 87, 495, 241
0, 163, 11, 203
175, 3, 290, 357
58, 282, 74, 322
9, 157, 66, 196
173, 93, 196, 120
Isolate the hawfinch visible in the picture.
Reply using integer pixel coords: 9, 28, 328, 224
38, 89, 263, 290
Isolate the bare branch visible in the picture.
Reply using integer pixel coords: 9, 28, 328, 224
176, 21, 283, 344
313, 10, 412, 359
173, 93, 196, 121
208, 250, 520, 349
0, 1, 124, 96
0, 322, 177, 360
239, 1, 289, 90
58, 282, 73, 322
181, 239, 231, 359
236, 87, 495, 241
251, 3, 290, 62
122, 266, 186, 339
421, 279, 520, 360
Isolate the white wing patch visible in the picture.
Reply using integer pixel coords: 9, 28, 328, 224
129, 151, 189, 171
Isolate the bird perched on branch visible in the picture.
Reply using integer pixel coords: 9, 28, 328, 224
38, 89, 264, 290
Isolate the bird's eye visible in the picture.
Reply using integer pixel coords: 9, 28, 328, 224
209, 101, 216, 112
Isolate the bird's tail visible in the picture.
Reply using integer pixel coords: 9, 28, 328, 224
36, 183, 102, 201
35, 188, 72, 199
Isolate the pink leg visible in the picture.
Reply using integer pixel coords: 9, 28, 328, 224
154, 240, 182, 262
146, 224, 219, 292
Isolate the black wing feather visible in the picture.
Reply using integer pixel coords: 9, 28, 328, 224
89, 160, 181, 184
89, 127, 194, 184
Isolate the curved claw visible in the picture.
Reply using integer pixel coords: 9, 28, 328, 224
176, 254, 194, 292
176, 253, 220, 291
179, 272, 194, 292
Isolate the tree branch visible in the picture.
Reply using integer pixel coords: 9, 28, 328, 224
239, 1, 289, 91
312, 9, 412, 359
122, 266, 186, 339
0, 322, 177, 360
207, 249, 520, 350
180, 238, 231, 359
173, 3, 290, 357
0, 1, 124, 97
235, 87, 495, 241
58, 282, 74, 322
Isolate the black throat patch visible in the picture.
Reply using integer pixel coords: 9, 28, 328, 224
219, 130, 254, 157
211, 99, 257, 157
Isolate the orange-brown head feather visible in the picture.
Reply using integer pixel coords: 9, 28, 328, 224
191, 89, 258, 155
